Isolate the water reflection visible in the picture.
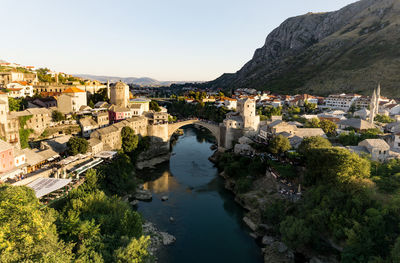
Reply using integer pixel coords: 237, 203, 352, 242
143, 171, 180, 194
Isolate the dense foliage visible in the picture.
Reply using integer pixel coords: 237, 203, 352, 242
55, 169, 148, 263
0, 185, 73, 262
18, 115, 33, 149
121, 127, 139, 154
268, 135, 291, 155
0, 157, 150, 263
218, 153, 267, 193
375, 114, 394, 123
257, 106, 282, 120
262, 142, 400, 262
339, 128, 382, 146
67, 137, 89, 155
52, 110, 65, 122
297, 136, 332, 156
8, 97, 28, 111
305, 118, 337, 136
88, 88, 109, 106
167, 100, 229, 123
149, 101, 161, 112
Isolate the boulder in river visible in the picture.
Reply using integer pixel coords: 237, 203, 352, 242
243, 216, 258, 232
135, 189, 152, 201
160, 232, 176, 245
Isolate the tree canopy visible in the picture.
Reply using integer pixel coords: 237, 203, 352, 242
150, 101, 161, 112
297, 136, 332, 155
67, 137, 88, 156
52, 110, 65, 122
0, 185, 73, 263
269, 135, 291, 155
121, 127, 139, 154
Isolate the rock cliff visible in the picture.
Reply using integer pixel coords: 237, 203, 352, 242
208, 0, 400, 96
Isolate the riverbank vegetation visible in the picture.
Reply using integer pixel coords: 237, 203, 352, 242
0, 131, 155, 262
217, 135, 400, 262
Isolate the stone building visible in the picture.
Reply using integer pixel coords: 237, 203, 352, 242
0, 93, 20, 148
358, 139, 390, 162
93, 112, 109, 127
90, 116, 148, 150
237, 98, 260, 131
0, 71, 37, 88
57, 87, 87, 113
110, 81, 130, 108
220, 98, 260, 149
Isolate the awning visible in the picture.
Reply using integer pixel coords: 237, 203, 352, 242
27, 178, 72, 198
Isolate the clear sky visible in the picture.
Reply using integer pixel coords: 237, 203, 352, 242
2, 0, 357, 81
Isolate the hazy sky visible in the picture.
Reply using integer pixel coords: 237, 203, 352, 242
2, 0, 357, 81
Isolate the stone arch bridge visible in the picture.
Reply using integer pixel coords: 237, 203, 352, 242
168, 119, 222, 149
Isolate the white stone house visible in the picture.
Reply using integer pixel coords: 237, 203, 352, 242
223, 98, 237, 110
358, 139, 390, 162
80, 117, 99, 138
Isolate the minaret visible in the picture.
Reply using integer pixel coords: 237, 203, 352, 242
107, 80, 110, 99
369, 88, 376, 124
375, 83, 381, 115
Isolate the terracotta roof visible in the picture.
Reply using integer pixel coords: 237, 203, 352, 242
63, 87, 85, 93
12, 81, 28, 86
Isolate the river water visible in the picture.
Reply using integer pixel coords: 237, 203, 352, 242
136, 126, 263, 263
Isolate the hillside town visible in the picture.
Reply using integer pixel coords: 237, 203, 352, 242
1, 61, 399, 191
3, 60, 400, 262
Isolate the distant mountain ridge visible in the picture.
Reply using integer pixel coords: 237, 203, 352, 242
207, 0, 400, 96
74, 74, 199, 87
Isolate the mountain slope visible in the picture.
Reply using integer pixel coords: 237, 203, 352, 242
208, 0, 400, 96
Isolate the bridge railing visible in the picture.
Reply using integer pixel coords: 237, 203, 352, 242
169, 118, 219, 126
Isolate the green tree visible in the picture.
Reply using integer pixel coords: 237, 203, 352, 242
115, 236, 151, 263
375, 114, 394, 123
280, 216, 313, 249
305, 147, 371, 185
305, 117, 320, 128
121, 127, 139, 153
0, 185, 73, 263
319, 119, 337, 136
297, 136, 331, 155
52, 110, 65, 122
339, 131, 360, 146
149, 101, 161, 112
8, 97, 27, 111
269, 135, 291, 155
37, 68, 54, 83
304, 101, 317, 113
67, 137, 88, 155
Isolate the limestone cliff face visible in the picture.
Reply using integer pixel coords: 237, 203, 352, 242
209, 0, 400, 96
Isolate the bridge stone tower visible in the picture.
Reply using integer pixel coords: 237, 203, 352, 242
110, 81, 129, 107
237, 98, 260, 131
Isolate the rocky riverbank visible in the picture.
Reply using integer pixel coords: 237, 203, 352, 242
142, 221, 176, 262
217, 165, 337, 263
136, 141, 171, 170
218, 170, 295, 263
123, 187, 176, 262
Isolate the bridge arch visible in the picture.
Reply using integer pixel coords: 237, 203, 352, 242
168, 119, 221, 147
